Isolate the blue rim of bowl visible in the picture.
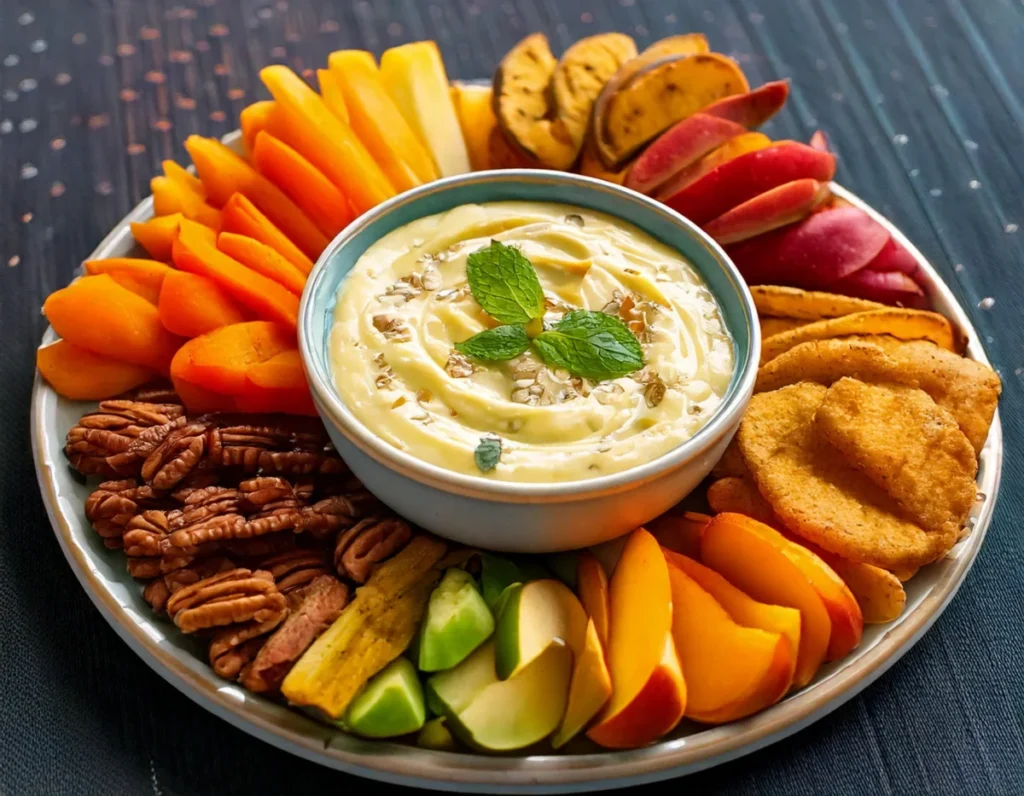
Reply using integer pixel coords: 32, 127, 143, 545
298, 169, 760, 502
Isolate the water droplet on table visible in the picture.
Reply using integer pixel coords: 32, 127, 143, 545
978, 297, 995, 310
893, 133, 908, 145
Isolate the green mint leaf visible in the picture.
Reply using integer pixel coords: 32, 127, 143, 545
533, 310, 644, 381
455, 325, 530, 362
466, 240, 545, 325
474, 437, 502, 473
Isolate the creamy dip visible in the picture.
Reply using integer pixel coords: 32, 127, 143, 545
331, 201, 734, 482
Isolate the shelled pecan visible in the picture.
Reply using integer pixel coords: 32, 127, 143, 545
206, 416, 346, 476
240, 575, 348, 693
141, 421, 210, 490
169, 486, 241, 529
222, 531, 298, 561
65, 399, 185, 477
166, 568, 287, 634
299, 491, 381, 540
258, 549, 333, 601
118, 383, 182, 405
84, 479, 168, 549
143, 556, 236, 614
238, 477, 307, 537
122, 510, 199, 580
333, 516, 412, 583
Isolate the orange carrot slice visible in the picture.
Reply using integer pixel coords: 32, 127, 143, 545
163, 160, 206, 197
173, 219, 300, 329
329, 49, 438, 185
37, 339, 153, 400
131, 214, 183, 261
151, 176, 223, 230
251, 131, 353, 240
158, 269, 247, 338
316, 69, 350, 124
43, 274, 184, 373
261, 65, 395, 215
83, 258, 172, 305
240, 100, 275, 153
217, 232, 306, 295
170, 320, 296, 395
184, 135, 328, 260
221, 193, 315, 276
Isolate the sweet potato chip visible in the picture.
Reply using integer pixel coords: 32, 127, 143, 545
760, 317, 809, 339
759, 308, 957, 364
710, 438, 750, 480
816, 378, 977, 535
706, 477, 777, 526
755, 338, 914, 394
750, 285, 884, 320
738, 383, 956, 570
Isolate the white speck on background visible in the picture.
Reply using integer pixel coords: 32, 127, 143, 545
3, 54, 19, 67
835, 21, 849, 34
1015, 368, 1023, 378
831, 91, 844, 102
30, 39, 47, 53
20, 163, 37, 179
0, 120, 11, 134
931, 83, 949, 98
893, 133, 909, 145
909, 168, 920, 177
18, 12, 34, 24
18, 118, 36, 132
969, 180, 981, 189
964, 139, 979, 151
1005, 223, 1019, 233
978, 297, 995, 310
954, 263, 965, 272
3, 89, 17, 102
18, 78, 37, 92
749, 11, 764, 23
930, 188, 943, 197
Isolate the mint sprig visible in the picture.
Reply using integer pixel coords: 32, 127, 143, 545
461, 239, 645, 382
455, 324, 531, 362
466, 241, 545, 325
533, 311, 644, 381
474, 437, 502, 472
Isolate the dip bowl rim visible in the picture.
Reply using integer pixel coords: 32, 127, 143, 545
298, 169, 760, 501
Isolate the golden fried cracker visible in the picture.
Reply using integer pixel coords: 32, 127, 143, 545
737, 383, 956, 571
760, 317, 809, 339
755, 338, 915, 394
759, 309, 956, 365
706, 476, 777, 525
750, 285, 884, 320
816, 378, 977, 536
710, 438, 751, 480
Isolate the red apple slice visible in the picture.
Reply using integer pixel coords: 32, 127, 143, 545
864, 236, 925, 282
726, 206, 889, 288
703, 179, 831, 244
829, 268, 928, 308
662, 141, 836, 226
700, 79, 790, 128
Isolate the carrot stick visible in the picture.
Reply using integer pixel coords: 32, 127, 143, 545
158, 269, 247, 338
221, 193, 315, 276
185, 135, 329, 260
37, 339, 154, 401
173, 219, 300, 329
251, 131, 353, 240
170, 320, 296, 395
43, 274, 184, 373
329, 50, 438, 185
260, 65, 395, 215
240, 100, 275, 153
151, 176, 223, 230
131, 214, 183, 261
162, 160, 206, 197
316, 69, 350, 124
83, 258, 172, 305
217, 232, 306, 295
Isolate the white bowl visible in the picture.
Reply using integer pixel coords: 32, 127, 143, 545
298, 170, 760, 552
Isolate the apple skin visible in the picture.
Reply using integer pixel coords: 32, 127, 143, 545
662, 141, 836, 226
701, 79, 790, 128
864, 236, 927, 287
829, 267, 928, 309
703, 178, 831, 244
726, 206, 890, 289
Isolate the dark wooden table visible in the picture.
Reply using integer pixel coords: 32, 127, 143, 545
2, 1, 1023, 793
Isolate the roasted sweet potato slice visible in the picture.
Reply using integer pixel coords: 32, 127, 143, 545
170, 320, 296, 395
594, 52, 749, 169
494, 33, 636, 170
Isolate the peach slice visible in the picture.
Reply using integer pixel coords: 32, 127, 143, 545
700, 513, 831, 688
586, 528, 685, 749
830, 268, 927, 308
703, 179, 832, 245
577, 552, 610, 648
654, 131, 772, 201
727, 206, 889, 288
624, 113, 746, 195
552, 618, 612, 748
667, 564, 794, 723
663, 141, 836, 226
646, 510, 710, 559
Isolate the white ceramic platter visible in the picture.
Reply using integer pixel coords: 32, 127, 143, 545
31, 131, 1002, 793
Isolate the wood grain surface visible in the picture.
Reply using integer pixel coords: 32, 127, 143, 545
1, 1, 1022, 794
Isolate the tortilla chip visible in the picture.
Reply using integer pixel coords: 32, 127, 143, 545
816, 378, 977, 535
710, 438, 751, 480
759, 308, 957, 365
755, 338, 915, 394
706, 476, 778, 525
760, 317, 809, 339
887, 341, 1001, 455
751, 285, 884, 320
738, 383, 957, 571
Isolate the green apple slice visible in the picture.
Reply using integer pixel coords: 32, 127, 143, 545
416, 717, 456, 750
418, 568, 494, 672
432, 639, 572, 751
551, 618, 613, 748
342, 657, 426, 739
495, 578, 588, 680
424, 640, 500, 717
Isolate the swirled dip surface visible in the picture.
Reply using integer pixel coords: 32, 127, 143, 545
331, 201, 734, 482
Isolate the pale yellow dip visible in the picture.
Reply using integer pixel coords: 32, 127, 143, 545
331, 201, 734, 482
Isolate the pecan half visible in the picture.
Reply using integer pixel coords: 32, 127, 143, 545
299, 491, 381, 541
222, 532, 297, 561
118, 383, 183, 406
106, 416, 187, 477
210, 635, 268, 680
169, 486, 241, 529
206, 416, 345, 476
166, 568, 286, 634
84, 479, 167, 548
142, 556, 236, 613
258, 549, 332, 599
141, 421, 209, 490
240, 575, 348, 693
333, 516, 412, 583
166, 513, 247, 550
